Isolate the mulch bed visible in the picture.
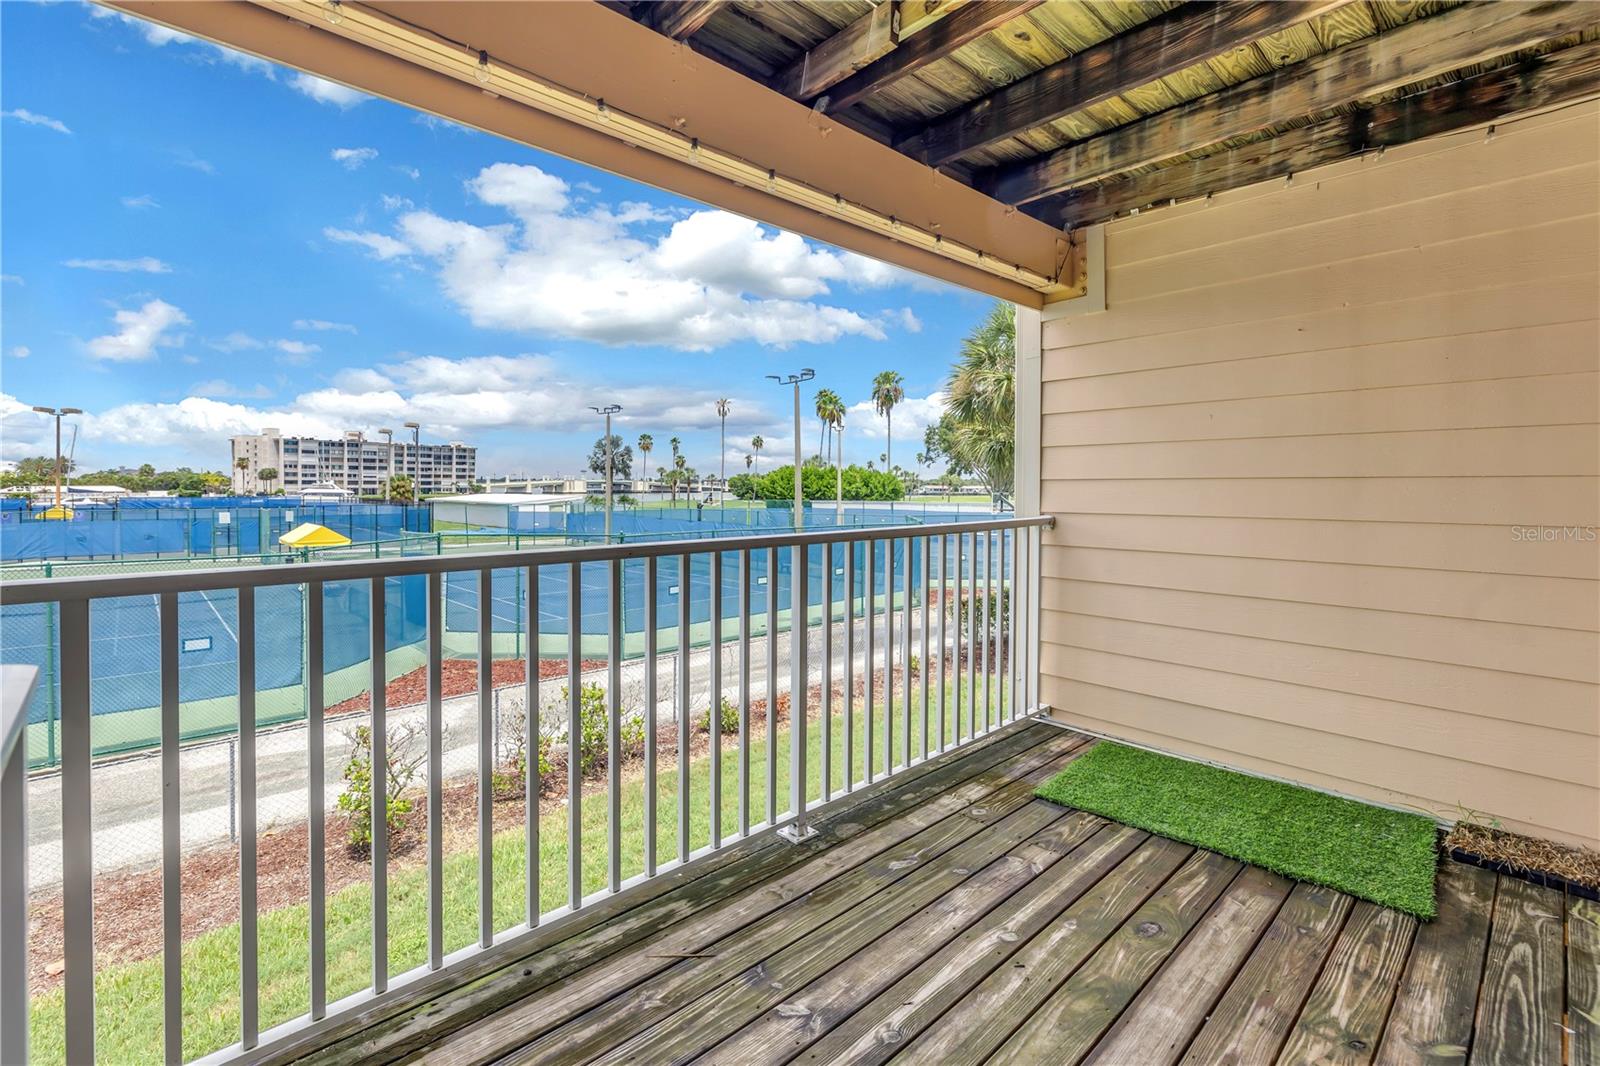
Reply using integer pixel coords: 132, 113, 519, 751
25, 661, 939, 992
327, 657, 608, 716
1443, 821, 1600, 891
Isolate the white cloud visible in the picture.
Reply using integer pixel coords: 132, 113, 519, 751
173, 149, 216, 175
846, 391, 946, 452
896, 308, 923, 333
64, 257, 172, 274
293, 319, 358, 333
2, 109, 71, 134
323, 226, 411, 260
274, 339, 321, 365
86, 299, 189, 362
121, 194, 160, 209
0, 275, 22, 285
209, 331, 264, 352
326, 162, 923, 351
10, 347, 30, 359
192, 379, 272, 399
380, 194, 414, 212
331, 147, 378, 170
393, 165, 421, 180
290, 73, 368, 109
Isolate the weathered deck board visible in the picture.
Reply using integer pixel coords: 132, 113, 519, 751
1180, 881, 1354, 1065
796, 823, 1149, 1066
891, 835, 1194, 1063
1468, 876, 1565, 1066
1571, 896, 1600, 1066
1278, 900, 1418, 1066
1084, 864, 1293, 1066
268, 721, 1585, 1066
297, 721, 1053, 1066
1372, 862, 1496, 1066
994, 849, 1242, 1064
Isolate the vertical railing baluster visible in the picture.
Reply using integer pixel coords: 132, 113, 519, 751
426, 572, 444, 966
239, 585, 258, 1048
843, 542, 855, 793
864, 538, 875, 785
709, 550, 722, 849
369, 576, 387, 993
901, 537, 912, 770
567, 562, 582, 910
677, 553, 691, 863
919, 536, 929, 762
0, 651, 32, 1066
884, 536, 894, 778
967, 531, 978, 739
160, 591, 181, 1063
1031, 524, 1043, 715
780, 542, 813, 840
953, 533, 963, 746
477, 569, 493, 947
937, 535, 947, 753
737, 550, 750, 836
820, 542, 832, 801
982, 530, 993, 735
765, 546, 777, 826
524, 565, 539, 926
644, 555, 658, 874
608, 558, 623, 893
59, 598, 93, 1066
1009, 529, 1020, 722
309, 580, 328, 1012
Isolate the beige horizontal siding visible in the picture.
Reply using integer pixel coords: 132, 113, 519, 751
1038, 103, 1600, 848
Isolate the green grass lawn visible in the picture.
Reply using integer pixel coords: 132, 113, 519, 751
1035, 743, 1439, 919
29, 671, 1014, 1064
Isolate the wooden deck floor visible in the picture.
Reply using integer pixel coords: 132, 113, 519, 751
285, 721, 1598, 1066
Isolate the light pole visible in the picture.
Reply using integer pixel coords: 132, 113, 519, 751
344, 430, 364, 496
765, 369, 814, 530
403, 421, 420, 502
589, 404, 622, 539
31, 406, 82, 511
378, 428, 394, 502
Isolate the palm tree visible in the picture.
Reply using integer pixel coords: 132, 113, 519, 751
831, 403, 846, 518
744, 453, 754, 471
235, 455, 249, 493
944, 303, 1017, 496
715, 399, 731, 495
637, 434, 653, 488
751, 435, 764, 470
813, 388, 842, 458
871, 370, 905, 473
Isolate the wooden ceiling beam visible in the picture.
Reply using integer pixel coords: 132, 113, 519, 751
898, 0, 1359, 167
817, 0, 1043, 113
771, 1, 899, 100
1027, 35, 1600, 229
983, 0, 1600, 205
642, 0, 721, 41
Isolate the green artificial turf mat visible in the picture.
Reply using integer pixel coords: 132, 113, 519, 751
1036, 742, 1439, 919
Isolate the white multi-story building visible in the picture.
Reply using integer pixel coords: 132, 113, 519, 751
229, 428, 476, 497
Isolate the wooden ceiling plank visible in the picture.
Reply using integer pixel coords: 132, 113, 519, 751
771, 1, 899, 100
985, 0, 1600, 204
1030, 35, 1600, 228
643, 0, 722, 41
898, 0, 1361, 168
818, 0, 1044, 113
899, 0, 966, 40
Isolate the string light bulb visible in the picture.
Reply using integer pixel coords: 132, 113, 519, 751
322, 0, 343, 25
475, 49, 491, 85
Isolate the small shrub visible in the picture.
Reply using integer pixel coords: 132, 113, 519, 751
337, 723, 425, 857
561, 682, 645, 777
492, 711, 555, 799
908, 653, 921, 675
957, 588, 1011, 640
700, 696, 740, 737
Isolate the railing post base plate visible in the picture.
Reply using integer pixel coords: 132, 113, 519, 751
776, 824, 819, 844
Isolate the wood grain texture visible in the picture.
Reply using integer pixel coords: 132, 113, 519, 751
771, 1, 897, 100
1278, 901, 1419, 1065
793, 823, 1149, 1066
1181, 882, 1354, 1065
642, 0, 722, 40
1468, 876, 1565, 1066
1372, 862, 1496, 1066
900, 1, 1358, 166
985, 0, 1600, 203
1085, 865, 1294, 1066
1570, 897, 1600, 1066
996, 849, 1243, 1064
891, 835, 1194, 1064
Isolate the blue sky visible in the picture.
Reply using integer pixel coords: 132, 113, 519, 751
0, 2, 997, 479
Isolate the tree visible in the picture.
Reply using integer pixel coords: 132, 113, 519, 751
637, 434, 653, 486
751, 435, 764, 470
744, 454, 753, 471
871, 370, 905, 472
257, 468, 278, 493
942, 302, 1016, 495
587, 435, 633, 479
234, 456, 249, 493
385, 474, 415, 503
813, 388, 843, 458
729, 464, 903, 502
714, 399, 730, 491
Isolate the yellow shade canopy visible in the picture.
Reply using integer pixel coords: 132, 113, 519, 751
278, 522, 352, 548
34, 505, 73, 520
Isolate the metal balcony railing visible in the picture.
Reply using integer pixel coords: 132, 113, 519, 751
0, 514, 1050, 1064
